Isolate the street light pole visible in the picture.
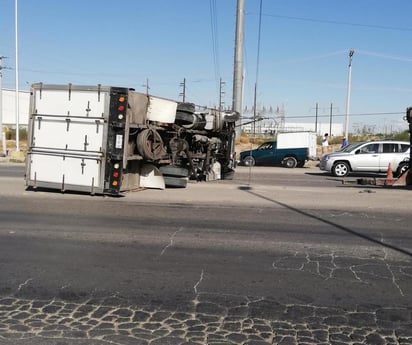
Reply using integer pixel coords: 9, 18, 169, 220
15, 0, 20, 152
344, 49, 354, 139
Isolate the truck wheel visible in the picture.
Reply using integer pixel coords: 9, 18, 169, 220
175, 111, 194, 125
177, 102, 195, 113
243, 156, 255, 166
332, 161, 349, 177
284, 157, 297, 168
160, 165, 189, 177
395, 162, 409, 177
136, 129, 166, 160
164, 176, 188, 188
222, 168, 235, 180
183, 113, 206, 130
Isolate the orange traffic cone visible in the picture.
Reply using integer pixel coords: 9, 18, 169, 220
386, 163, 393, 179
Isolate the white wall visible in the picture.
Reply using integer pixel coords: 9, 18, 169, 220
242, 120, 343, 137
0, 89, 30, 127
283, 122, 343, 136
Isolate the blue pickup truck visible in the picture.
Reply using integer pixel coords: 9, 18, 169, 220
239, 141, 309, 168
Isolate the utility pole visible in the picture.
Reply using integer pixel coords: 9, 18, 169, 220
179, 78, 186, 102
142, 78, 150, 95
218, 78, 225, 111
315, 102, 318, 134
329, 103, 333, 136
0, 56, 6, 156
253, 83, 257, 136
344, 49, 354, 139
232, 0, 244, 137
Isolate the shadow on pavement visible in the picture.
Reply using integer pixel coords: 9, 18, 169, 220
238, 185, 412, 259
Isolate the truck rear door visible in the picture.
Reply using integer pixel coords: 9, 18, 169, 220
25, 84, 126, 194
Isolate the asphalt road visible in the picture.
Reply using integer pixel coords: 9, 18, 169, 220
0, 164, 412, 345
0, 164, 25, 178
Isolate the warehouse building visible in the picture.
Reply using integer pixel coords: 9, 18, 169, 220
0, 89, 30, 128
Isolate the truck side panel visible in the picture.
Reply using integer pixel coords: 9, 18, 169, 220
29, 154, 102, 187
147, 96, 177, 123
275, 147, 308, 161
31, 115, 105, 152
34, 89, 105, 117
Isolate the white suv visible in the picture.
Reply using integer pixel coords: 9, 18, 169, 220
319, 140, 410, 177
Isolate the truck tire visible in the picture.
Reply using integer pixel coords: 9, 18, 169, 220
243, 156, 255, 166
183, 113, 206, 130
284, 156, 297, 169
177, 102, 195, 114
164, 176, 188, 188
175, 111, 194, 125
297, 160, 305, 168
395, 162, 409, 177
136, 128, 166, 160
222, 168, 235, 180
332, 161, 349, 177
160, 165, 189, 177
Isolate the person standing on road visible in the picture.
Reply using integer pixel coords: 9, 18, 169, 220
322, 133, 329, 154
341, 137, 349, 149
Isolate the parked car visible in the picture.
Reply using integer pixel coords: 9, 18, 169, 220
319, 140, 410, 177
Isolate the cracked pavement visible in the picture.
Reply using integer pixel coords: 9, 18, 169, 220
1, 293, 412, 345
1, 165, 412, 344
271, 249, 411, 297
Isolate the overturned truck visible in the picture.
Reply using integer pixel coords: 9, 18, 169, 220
25, 83, 238, 195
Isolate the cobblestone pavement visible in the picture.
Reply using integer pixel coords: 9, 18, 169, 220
1, 293, 412, 345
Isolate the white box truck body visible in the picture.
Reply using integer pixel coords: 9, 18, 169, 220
276, 131, 317, 160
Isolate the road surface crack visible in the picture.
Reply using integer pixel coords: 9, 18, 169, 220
160, 227, 184, 256
194, 269, 204, 294
17, 278, 33, 292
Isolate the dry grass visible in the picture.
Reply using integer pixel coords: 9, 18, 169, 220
0, 140, 27, 154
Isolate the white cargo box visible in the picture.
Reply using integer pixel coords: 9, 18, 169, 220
277, 131, 317, 159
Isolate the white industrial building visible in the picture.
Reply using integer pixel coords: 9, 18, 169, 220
0, 89, 30, 127
242, 118, 343, 137
241, 105, 344, 137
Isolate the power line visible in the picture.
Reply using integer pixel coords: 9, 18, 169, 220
209, 0, 220, 99
252, 0, 263, 135
283, 111, 404, 120
255, 0, 263, 85
248, 12, 412, 32
357, 50, 412, 63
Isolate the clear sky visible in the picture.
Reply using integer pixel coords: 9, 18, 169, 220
1, 0, 412, 133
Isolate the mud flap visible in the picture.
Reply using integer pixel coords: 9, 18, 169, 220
140, 163, 165, 190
